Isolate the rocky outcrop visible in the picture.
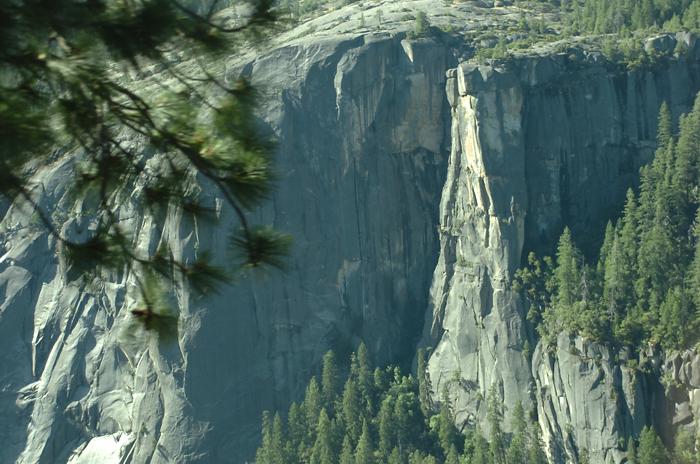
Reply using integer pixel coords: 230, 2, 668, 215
427, 47, 700, 461
0, 31, 454, 464
533, 334, 657, 464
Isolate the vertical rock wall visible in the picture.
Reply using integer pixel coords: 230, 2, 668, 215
427, 48, 700, 463
0, 35, 454, 463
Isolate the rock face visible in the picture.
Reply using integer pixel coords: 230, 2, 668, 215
427, 51, 700, 461
0, 32, 453, 464
4, 2, 700, 462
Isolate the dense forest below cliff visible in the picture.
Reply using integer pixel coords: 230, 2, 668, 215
255, 347, 696, 463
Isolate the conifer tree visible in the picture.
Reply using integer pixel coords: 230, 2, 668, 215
487, 385, 506, 464
357, 343, 374, 414
638, 426, 667, 464
310, 409, 336, 464
340, 435, 356, 464
305, 377, 323, 438
657, 102, 674, 153
287, 402, 308, 453
470, 426, 493, 464
341, 377, 363, 444
378, 395, 396, 457
527, 423, 549, 464
434, 391, 459, 456
672, 428, 698, 464
627, 437, 637, 464
506, 401, 528, 464
256, 411, 274, 464
388, 447, 402, 464
355, 419, 375, 464
322, 350, 340, 412
549, 227, 582, 333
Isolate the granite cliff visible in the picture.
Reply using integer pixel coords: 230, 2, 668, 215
427, 36, 700, 463
1, 1, 700, 463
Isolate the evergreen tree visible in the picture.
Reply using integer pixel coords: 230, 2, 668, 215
340, 435, 355, 464
672, 428, 698, 464
310, 409, 336, 464
287, 402, 308, 453
388, 447, 402, 464
545, 227, 583, 335
505, 402, 528, 464
638, 426, 668, 464
378, 395, 396, 457
305, 377, 323, 438
627, 437, 637, 464
341, 377, 363, 444
487, 385, 506, 464
355, 419, 375, 464
358, 343, 374, 414
527, 423, 549, 464
470, 426, 493, 464
434, 393, 459, 456
657, 102, 674, 153
322, 350, 340, 411
256, 411, 273, 464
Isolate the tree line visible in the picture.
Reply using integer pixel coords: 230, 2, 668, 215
254, 346, 700, 463
516, 96, 700, 351
255, 346, 548, 463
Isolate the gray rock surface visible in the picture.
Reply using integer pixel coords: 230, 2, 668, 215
426, 52, 700, 462
4, 1, 700, 462
0, 15, 455, 464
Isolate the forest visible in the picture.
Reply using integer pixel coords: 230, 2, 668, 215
254, 347, 694, 463
516, 97, 700, 352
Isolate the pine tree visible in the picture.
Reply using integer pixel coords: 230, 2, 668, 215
435, 393, 459, 456
310, 409, 336, 464
322, 350, 340, 412
527, 423, 549, 464
627, 437, 637, 464
358, 343, 374, 414
506, 402, 528, 464
378, 395, 396, 457
340, 435, 355, 464
470, 426, 493, 464
355, 419, 375, 464
550, 227, 583, 332
341, 377, 363, 444
305, 377, 323, 438
657, 102, 674, 153
287, 402, 308, 453
256, 411, 273, 464
672, 428, 698, 464
487, 385, 506, 464
388, 447, 402, 464
638, 426, 668, 464
445, 446, 460, 464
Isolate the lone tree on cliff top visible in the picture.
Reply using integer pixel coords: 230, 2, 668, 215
0, 0, 289, 333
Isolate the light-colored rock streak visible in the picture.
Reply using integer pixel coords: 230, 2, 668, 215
428, 63, 530, 430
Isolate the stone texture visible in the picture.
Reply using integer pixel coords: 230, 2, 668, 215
0, 25, 453, 464
4, 1, 700, 462
426, 52, 700, 463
